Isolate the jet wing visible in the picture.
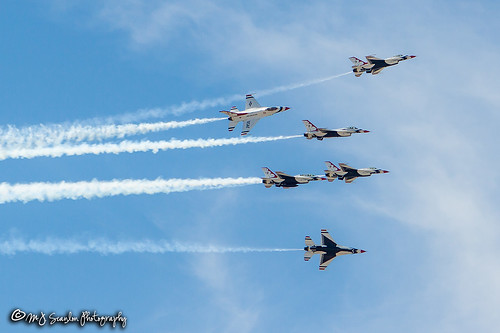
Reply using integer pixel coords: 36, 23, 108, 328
338, 163, 356, 172
319, 253, 336, 270
344, 177, 358, 183
365, 55, 383, 62
245, 94, 261, 110
275, 172, 300, 188
371, 67, 385, 75
241, 118, 260, 136
321, 229, 337, 247
275, 171, 294, 179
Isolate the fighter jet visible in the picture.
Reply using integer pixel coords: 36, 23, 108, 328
324, 161, 389, 183
261, 167, 326, 189
302, 120, 369, 140
349, 54, 416, 77
220, 94, 290, 136
304, 229, 366, 270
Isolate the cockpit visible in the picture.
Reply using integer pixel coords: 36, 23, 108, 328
266, 107, 278, 111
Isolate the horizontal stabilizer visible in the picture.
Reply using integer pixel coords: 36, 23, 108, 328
305, 236, 315, 247
304, 251, 314, 261
228, 120, 238, 132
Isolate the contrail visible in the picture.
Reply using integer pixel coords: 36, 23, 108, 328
0, 135, 301, 161
0, 238, 301, 255
104, 72, 352, 122
0, 117, 225, 149
0, 177, 262, 204
0, 72, 348, 146
256, 72, 352, 97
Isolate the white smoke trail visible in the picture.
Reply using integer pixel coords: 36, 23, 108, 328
104, 72, 352, 122
0, 72, 347, 147
0, 177, 262, 204
0, 238, 301, 255
0, 135, 301, 161
0, 117, 225, 149
256, 72, 352, 97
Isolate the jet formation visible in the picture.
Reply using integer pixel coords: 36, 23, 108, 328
216, 52, 413, 271
349, 54, 416, 77
261, 163, 388, 188
304, 229, 365, 270
220, 94, 289, 136
302, 120, 369, 140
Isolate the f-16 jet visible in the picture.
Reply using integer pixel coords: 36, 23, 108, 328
324, 161, 389, 183
302, 120, 369, 140
261, 167, 325, 189
349, 54, 416, 77
304, 229, 365, 270
220, 94, 290, 136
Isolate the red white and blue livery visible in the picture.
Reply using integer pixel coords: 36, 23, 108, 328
302, 120, 370, 140
324, 161, 389, 183
220, 94, 289, 136
261, 167, 325, 189
349, 54, 416, 77
304, 229, 366, 271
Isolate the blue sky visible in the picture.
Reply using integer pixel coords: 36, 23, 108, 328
1, 1, 499, 332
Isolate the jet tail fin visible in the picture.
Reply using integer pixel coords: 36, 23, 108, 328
302, 120, 319, 132
324, 161, 341, 182
262, 167, 278, 179
228, 120, 238, 132
349, 56, 367, 67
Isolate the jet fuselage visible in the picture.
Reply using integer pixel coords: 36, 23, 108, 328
225, 106, 289, 122
304, 245, 360, 257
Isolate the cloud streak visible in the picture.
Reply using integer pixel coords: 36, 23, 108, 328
0, 135, 301, 160
0, 238, 300, 255
0, 177, 262, 204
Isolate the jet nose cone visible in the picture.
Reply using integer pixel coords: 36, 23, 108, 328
409, 55, 416, 58
360, 250, 366, 253
362, 130, 370, 133
284, 107, 290, 111
382, 170, 389, 173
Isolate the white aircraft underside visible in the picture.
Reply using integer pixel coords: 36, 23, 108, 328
221, 94, 289, 135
